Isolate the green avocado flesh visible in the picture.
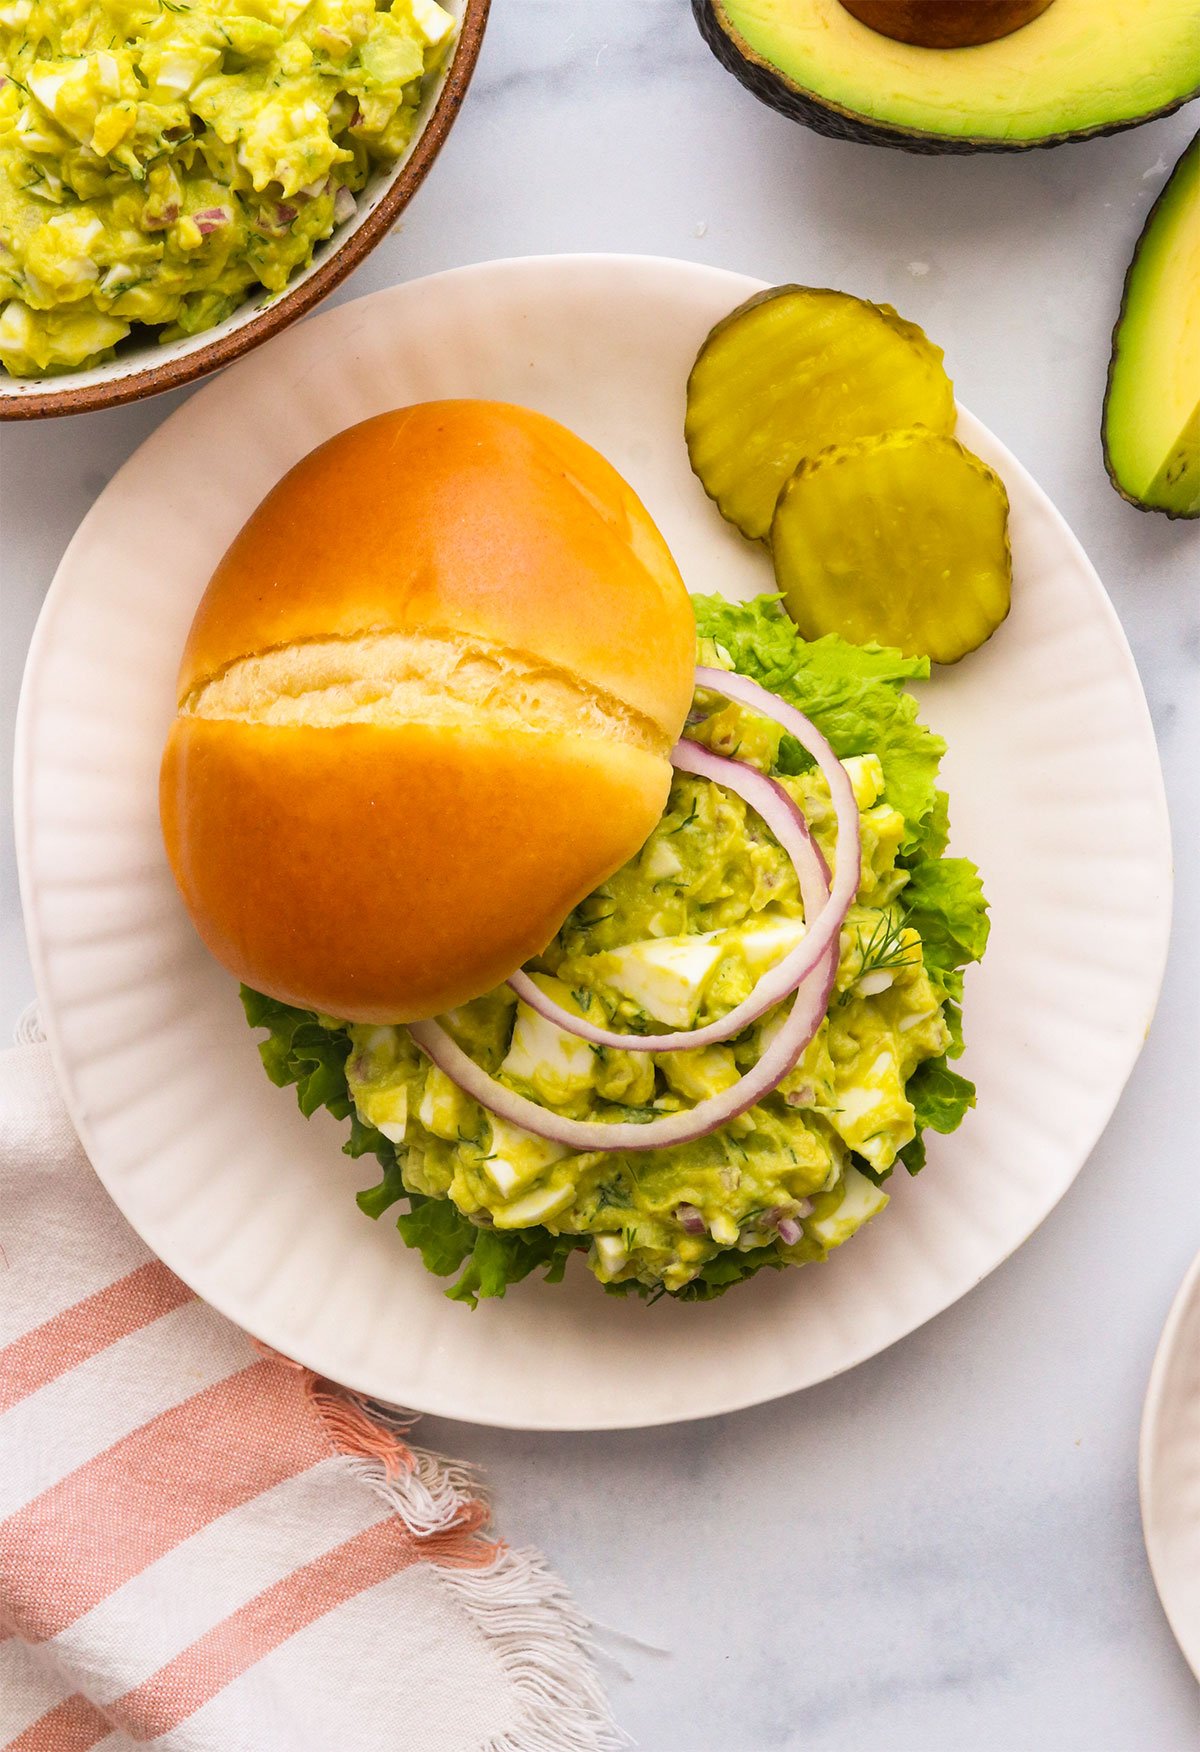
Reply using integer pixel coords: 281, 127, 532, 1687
699, 0, 1200, 149
1105, 134, 1200, 518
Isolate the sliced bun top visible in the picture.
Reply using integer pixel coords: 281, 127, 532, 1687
161, 402, 697, 1023
177, 399, 695, 745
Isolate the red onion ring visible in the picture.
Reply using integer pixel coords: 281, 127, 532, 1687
507, 672, 861, 1052
407, 744, 840, 1153
408, 945, 835, 1155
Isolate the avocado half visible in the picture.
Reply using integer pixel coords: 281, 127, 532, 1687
693, 0, 1200, 154
1104, 133, 1200, 518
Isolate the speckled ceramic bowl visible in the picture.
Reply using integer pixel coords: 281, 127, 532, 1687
0, 0, 488, 420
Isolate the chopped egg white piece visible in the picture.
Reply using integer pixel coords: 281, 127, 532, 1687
593, 1234, 629, 1278
95, 51, 121, 95
842, 753, 885, 810
40, 212, 104, 285
152, 50, 217, 95
642, 838, 684, 882
27, 64, 77, 115
856, 970, 895, 997
0, 299, 128, 375
501, 977, 596, 1105
737, 913, 808, 975
661, 1046, 740, 1103
412, 0, 457, 45
15, 108, 62, 153
808, 1166, 889, 1247
831, 1046, 910, 1169
358, 1082, 407, 1146
417, 1066, 471, 1141
600, 934, 725, 1027
27, 59, 99, 142
482, 1116, 569, 1200
491, 1181, 576, 1229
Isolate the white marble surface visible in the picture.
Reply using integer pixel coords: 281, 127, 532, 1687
2, 4, 1199, 1746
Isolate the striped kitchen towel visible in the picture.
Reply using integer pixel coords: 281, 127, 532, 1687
0, 1026, 624, 1752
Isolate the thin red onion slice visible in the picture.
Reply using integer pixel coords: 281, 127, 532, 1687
407, 942, 836, 1155
407, 742, 840, 1153
507, 676, 861, 1052
509, 741, 828, 1051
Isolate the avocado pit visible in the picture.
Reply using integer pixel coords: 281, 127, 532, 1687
837, 0, 1057, 50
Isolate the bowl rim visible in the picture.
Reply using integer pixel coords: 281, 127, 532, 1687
0, 0, 490, 421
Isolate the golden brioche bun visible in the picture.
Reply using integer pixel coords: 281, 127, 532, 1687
160, 400, 696, 1023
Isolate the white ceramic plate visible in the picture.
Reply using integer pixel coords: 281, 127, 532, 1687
1141, 1250, 1200, 1679
16, 255, 1172, 1430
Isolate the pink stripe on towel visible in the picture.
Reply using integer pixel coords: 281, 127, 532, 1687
1, 1361, 332, 1643
0, 1262, 192, 1415
0, 1038, 621, 1752
109, 1519, 428, 1741
7, 1694, 111, 1752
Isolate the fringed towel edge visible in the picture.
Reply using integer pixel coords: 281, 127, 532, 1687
306, 1377, 630, 1752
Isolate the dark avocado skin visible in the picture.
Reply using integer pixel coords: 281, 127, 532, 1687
693, 0, 1200, 155
1103, 131, 1200, 519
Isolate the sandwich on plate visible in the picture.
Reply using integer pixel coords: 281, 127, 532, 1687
160, 399, 988, 1304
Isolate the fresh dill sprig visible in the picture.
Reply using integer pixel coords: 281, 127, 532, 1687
666, 798, 701, 836
855, 912, 920, 980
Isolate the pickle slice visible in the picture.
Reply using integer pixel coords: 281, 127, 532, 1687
770, 430, 1012, 665
685, 286, 957, 541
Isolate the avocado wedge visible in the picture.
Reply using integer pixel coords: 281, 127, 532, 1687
693, 0, 1200, 154
1104, 133, 1200, 518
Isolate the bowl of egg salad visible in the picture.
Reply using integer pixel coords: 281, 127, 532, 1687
0, 0, 487, 415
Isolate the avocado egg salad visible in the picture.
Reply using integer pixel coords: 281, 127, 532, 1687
246, 596, 989, 1306
0, 0, 455, 376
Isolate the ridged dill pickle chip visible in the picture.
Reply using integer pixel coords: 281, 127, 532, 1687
685, 285, 957, 541
770, 430, 1012, 665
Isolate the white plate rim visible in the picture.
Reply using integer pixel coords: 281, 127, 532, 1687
14, 253, 1175, 1429
1140, 1246, 1200, 1680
